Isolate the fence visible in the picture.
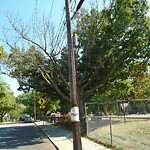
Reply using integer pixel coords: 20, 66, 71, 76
85, 99, 150, 150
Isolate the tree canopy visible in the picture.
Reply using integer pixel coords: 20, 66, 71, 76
1, 0, 150, 116
16, 90, 61, 117
0, 77, 16, 122
0, 46, 7, 60
0, 46, 8, 72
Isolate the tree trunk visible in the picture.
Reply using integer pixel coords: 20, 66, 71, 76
0, 114, 3, 122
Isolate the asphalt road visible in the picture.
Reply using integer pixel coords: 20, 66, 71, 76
0, 122, 57, 150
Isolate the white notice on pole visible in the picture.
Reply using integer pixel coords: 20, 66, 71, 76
71, 106, 79, 122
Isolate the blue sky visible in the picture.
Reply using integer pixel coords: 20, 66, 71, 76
0, 0, 91, 96
0, 0, 150, 97
0, 0, 65, 96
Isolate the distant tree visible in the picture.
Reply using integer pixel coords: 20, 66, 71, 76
0, 78, 16, 122
0, 78, 6, 99
131, 74, 150, 99
0, 46, 8, 72
89, 65, 150, 114
16, 90, 60, 117
9, 105, 25, 121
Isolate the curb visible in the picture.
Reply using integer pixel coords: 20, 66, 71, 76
34, 122, 63, 150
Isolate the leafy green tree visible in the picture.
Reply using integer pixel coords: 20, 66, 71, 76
88, 69, 150, 115
131, 74, 150, 99
0, 78, 6, 99
9, 105, 25, 121
16, 90, 60, 117
88, 78, 134, 115
0, 78, 16, 122
0, 46, 8, 72
0, 46, 7, 60
2, 0, 150, 119
75, 0, 149, 112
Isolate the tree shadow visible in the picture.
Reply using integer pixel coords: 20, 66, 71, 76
38, 124, 73, 140
0, 123, 48, 149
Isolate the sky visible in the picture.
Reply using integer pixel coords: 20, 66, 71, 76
0, 0, 64, 96
0, 0, 150, 97
0, 0, 92, 97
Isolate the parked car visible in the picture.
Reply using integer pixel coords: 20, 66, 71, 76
24, 116, 34, 123
19, 116, 26, 121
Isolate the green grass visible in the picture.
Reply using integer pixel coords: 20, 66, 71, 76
88, 120, 150, 150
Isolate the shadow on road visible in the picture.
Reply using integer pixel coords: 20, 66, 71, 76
0, 123, 47, 149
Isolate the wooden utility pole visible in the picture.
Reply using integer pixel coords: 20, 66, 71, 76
65, 0, 82, 150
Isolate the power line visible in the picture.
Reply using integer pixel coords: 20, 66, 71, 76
54, 11, 65, 42
54, 22, 67, 51
35, 0, 38, 16
53, 6, 67, 53
54, 30, 67, 56
71, 0, 85, 20
76, 0, 85, 11
49, 0, 54, 19
54, 0, 84, 54
54, 0, 79, 52
35, 0, 67, 54
71, 0, 77, 11
34, 0, 79, 55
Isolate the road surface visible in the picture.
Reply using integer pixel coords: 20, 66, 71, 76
0, 122, 57, 150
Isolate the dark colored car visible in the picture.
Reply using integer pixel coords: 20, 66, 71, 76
24, 116, 34, 123
19, 116, 26, 121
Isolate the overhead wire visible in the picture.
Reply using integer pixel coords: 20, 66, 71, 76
54, 0, 77, 53
34, 0, 82, 56
47, 0, 79, 55
71, 0, 85, 20
54, 10, 65, 43
49, 0, 54, 19
52, 1, 75, 55
71, 0, 77, 11
54, 0, 80, 54
47, 0, 55, 31
52, 0, 77, 58
53, 10, 66, 54
32, 0, 38, 41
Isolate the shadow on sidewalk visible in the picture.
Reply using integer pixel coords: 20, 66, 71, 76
38, 124, 73, 139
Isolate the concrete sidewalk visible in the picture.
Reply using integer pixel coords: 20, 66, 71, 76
35, 121, 111, 150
